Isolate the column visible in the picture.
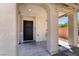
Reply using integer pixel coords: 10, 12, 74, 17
0, 3, 17, 56
68, 11, 78, 47
47, 4, 59, 55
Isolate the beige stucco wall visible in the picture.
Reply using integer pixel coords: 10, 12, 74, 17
36, 16, 47, 41
0, 4, 17, 55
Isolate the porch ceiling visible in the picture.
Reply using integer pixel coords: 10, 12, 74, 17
18, 3, 79, 18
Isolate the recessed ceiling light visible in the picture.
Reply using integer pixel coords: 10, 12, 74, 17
28, 9, 31, 12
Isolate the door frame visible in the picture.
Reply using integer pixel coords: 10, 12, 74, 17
23, 20, 33, 41
22, 19, 36, 42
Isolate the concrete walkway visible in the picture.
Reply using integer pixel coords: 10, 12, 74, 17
18, 38, 79, 56
18, 41, 50, 56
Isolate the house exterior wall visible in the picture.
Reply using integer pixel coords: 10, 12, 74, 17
0, 3, 78, 56
36, 16, 47, 42
0, 3, 17, 55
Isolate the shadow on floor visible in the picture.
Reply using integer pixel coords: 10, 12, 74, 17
53, 45, 79, 56
70, 47, 79, 56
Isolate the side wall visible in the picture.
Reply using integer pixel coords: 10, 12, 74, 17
36, 16, 47, 42
0, 4, 17, 55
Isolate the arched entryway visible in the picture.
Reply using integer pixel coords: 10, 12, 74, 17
17, 3, 79, 56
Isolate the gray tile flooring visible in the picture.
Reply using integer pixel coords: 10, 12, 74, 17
18, 41, 50, 56
18, 40, 79, 56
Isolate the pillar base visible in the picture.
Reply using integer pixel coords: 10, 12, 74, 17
47, 49, 59, 55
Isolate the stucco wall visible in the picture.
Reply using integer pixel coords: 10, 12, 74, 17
0, 4, 17, 55
36, 16, 47, 42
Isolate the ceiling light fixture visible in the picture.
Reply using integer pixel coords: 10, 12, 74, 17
28, 9, 32, 12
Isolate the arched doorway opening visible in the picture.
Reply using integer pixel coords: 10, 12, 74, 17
58, 16, 71, 50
